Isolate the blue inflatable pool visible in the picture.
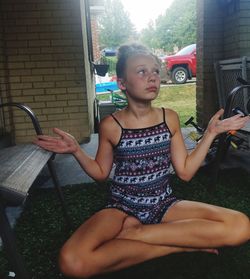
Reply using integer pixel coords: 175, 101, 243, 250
95, 82, 119, 93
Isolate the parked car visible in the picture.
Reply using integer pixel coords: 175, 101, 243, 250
101, 48, 117, 57
162, 44, 196, 84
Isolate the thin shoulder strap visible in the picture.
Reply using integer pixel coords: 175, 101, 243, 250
161, 107, 166, 122
111, 113, 123, 129
161, 107, 172, 136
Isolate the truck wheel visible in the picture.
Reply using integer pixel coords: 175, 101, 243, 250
171, 67, 188, 84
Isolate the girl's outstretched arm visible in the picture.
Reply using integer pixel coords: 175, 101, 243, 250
34, 117, 116, 182
168, 108, 250, 181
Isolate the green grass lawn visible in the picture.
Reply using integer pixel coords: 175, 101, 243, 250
0, 169, 249, 279
96, 83, 196, 127
154, 83, 196, 126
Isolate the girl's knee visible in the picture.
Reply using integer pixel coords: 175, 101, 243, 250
59, 246, 99, 278
225, 212, 250, 246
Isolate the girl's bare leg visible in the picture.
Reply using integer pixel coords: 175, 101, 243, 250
118, 201, 250, 248
59, 208, 216, 278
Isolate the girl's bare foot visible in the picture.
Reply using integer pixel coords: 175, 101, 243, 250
122, 216, 141, 229
117, 216, 141, 239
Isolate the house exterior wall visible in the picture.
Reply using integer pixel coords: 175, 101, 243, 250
197, 0, 250, 126
91, 18, 101, 62
196, 0, 224, 127
224, 0, 250, 57
0, 4, 12, 139
0, 10, 5, 135
90, 1, 105, 62
0, 0, 94, 143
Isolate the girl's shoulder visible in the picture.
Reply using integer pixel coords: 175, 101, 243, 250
99, 114, 121, 132
98, 114, 122, 145
162, 107, 180, 136
162, 107, 179, 121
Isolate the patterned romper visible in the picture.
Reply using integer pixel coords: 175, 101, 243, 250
106, 108, 179, 224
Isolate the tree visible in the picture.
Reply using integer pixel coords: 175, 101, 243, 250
140, 21, 158, 50
140, 0, 196, 53
98, 0, 136, 48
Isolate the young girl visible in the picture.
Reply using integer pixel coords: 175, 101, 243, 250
34, 44, 250, 278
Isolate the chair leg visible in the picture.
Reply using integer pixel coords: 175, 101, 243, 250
46, 159, 72, 229
0, 202, 30, 279
209, 134, 230, 191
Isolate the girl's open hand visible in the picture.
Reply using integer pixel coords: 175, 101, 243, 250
207, 108, 250, 136
33, 128, 80, 154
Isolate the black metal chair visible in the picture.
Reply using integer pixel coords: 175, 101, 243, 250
209, 85, 250, 189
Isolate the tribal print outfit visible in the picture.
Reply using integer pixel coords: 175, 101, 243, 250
106, 108, 179, 224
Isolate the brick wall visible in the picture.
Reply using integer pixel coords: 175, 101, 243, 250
0, 0, 94, 143
0, 4, 12, 139
196, 0, 224, 126
0, 9, 5, 135
237, 1, 250, 56
223, 8, 240, 58
197, 0, 250, 127
91, 18, 101, 62
223, 1, 250, 57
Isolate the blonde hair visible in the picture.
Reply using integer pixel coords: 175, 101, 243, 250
116, 43, 161, 79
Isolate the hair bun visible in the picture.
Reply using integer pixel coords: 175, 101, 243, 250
117, 44, 150, 60
116, 43, 160, 79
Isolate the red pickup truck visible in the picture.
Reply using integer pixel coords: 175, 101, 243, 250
161, 44, 196, 84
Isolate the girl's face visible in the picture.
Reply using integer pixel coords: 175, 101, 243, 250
118, 54, 161, 102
